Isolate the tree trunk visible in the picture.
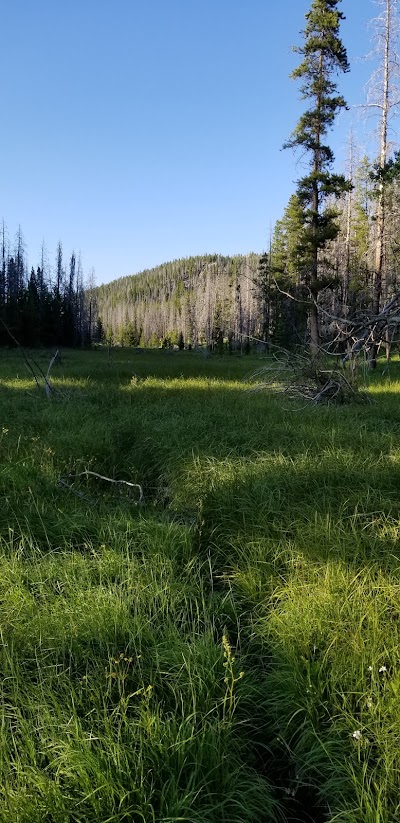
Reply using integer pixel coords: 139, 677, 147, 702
370, 0, 391, 368
309, 299, 320, 356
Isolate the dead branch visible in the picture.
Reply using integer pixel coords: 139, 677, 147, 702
0, 319, 42, 390
271, 278, 311, 305
44, 349, 60, 397
247, 349, 370, 406
58, 470, 144, 505
0, 319, 65, 398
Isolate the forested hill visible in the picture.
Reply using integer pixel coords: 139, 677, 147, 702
91, 253, 268, 349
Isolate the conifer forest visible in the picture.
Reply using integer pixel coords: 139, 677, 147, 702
0, 228, 91, 348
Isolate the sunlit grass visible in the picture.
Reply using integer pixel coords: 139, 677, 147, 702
122, 375, 251, 392
1, 346, 400, 820
0, 377, 38, 390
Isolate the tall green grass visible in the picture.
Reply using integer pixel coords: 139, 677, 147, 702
1, 346, 400, 820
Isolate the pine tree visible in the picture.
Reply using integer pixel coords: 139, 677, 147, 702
55, 241, 64, 298
15, 226, 26, 297
285, 0, 350, 352
256, 251, 271, 345
0, 221, 7, 316
22, 267, 41, 345
268, 196, 308, 346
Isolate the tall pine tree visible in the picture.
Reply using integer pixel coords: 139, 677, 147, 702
285, 0, 350, 352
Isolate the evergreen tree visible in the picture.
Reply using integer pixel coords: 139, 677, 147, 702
15, 226, 26, 297
21, 267, 41, 345
63, 251, 77, 346
7, 257, 17, 301
55, 241, 64, 298
256, 251, 271, 344
94, 317, 105, 344
0, 221, 7, 317
285, 0, 350, 352
268, 196, 308, 346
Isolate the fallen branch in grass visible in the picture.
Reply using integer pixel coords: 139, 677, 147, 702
58, 470, 144, 505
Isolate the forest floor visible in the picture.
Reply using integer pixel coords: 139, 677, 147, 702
0, 346, 400, 822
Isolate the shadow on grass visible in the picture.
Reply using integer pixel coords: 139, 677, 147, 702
0, 345, 265, 384
3, 359, 400, 821
195, 452, 400, 564
1, 373, 400, 562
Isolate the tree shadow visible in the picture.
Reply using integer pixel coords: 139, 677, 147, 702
2, 364, 400, 821
1, 372, 400, 567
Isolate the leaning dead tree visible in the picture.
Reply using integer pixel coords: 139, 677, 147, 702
0, 318, 63, 399
248, 284, 400, 406
321, 289, 400, 362
269, 273, 400, 364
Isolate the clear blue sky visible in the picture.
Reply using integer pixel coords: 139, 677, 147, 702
2, 1, 380, 285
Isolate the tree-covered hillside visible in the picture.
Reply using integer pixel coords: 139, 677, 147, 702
91, 253, 275, 349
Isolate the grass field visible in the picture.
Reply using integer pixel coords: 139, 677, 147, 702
1, 346, 400, 822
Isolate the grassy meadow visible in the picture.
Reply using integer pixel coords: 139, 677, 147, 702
1, 346, 400, 822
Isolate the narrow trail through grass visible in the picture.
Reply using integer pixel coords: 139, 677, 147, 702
1, 347, 400, 822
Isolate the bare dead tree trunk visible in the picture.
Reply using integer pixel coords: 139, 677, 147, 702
368, 0, 399, 366
343, 131, 355, 313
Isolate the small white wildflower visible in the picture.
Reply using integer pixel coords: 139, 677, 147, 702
368, 665, 373, 672
379, 665, 387, 673
352, 730, 362, 741
366, 697, 373, 709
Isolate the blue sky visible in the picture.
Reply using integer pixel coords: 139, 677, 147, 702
2, 1, 381, 285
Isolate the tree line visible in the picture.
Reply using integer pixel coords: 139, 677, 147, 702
0, 222, 93, 348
